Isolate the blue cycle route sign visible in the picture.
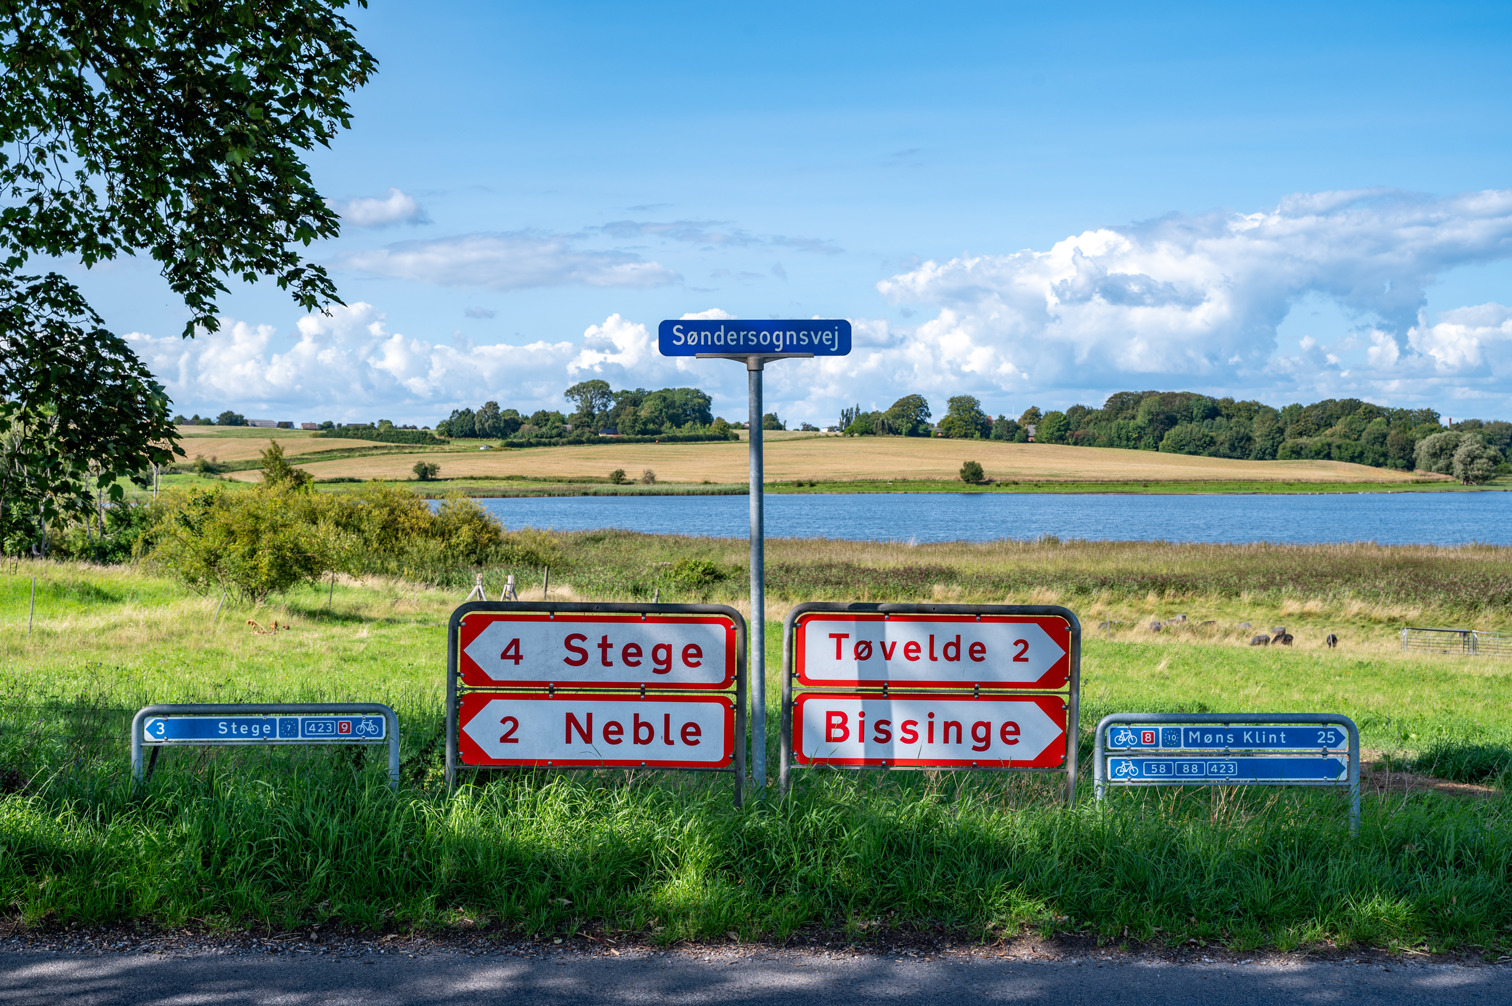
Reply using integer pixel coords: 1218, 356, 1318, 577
657, 319, 851, 356
142, 714, 386, 744
1104, 723, 1349, 751
1106, 755, 1348, 783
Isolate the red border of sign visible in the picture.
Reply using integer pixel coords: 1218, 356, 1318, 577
458, 613, 738, 690
457, 691, 736, 768
794, 613, 1070, 690
793, 692, 1067, 768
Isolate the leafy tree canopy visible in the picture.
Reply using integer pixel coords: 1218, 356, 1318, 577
0, 0, 374, 554
0, 0, 375, 334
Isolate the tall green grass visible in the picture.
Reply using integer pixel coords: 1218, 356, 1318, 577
1, 557, 1510, 951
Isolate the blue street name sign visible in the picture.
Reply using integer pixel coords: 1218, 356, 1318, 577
142, 714, 386, 744
1106, 755, 1348, 783
658, 319, 851, 356
1104, 723, 1348, 751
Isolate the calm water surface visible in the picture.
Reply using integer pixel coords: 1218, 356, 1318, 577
475, 491, 1512, 546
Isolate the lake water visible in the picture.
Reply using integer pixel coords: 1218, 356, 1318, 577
475, 491, 1512, 546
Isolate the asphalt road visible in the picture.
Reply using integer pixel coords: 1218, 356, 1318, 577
1, 951, 1505, 1006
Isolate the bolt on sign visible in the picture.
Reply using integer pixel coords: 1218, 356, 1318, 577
779, 604, 1081, 803
1092, 712, 1360, 835
446, 601, 747, 805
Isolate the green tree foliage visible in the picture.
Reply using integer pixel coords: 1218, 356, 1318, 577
412, 461, 441, 481
1414, 431, 1463, 474
608, 468, 628, 484
441, 385, 715, 440
959, 460, 986, 484
989, 416, 1022, 442
1035, 411, 1070, 444
762, 412, 785, 431
216, 411, 247, 427
0, 274, 180, 554
564, 379, 613, 426
1018, 406, 1043, 426
846, 395, 934, 437
258, 441, 312, 489
937, 396, 991, 439
142, 481, 508, 598
0, 1, 375, 336
142, 484, 337, 602
1452, 438, 1501, 485
0, 1, 373, 552
994, 390, 1484, 476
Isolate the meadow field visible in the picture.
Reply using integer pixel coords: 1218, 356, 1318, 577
175, 426, 1454, 491
3, 538, 1511, 953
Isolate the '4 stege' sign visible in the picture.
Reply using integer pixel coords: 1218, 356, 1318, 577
460, 613, 736, 689
447, 603, 747, 797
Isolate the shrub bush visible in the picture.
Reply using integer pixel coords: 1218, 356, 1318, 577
141, 484, 337, 602
959, 460, 986, 484
609, 468, 628, 484
412, 461, 441, 481
317, 425, 444, 445
1452, 438, 1501, 484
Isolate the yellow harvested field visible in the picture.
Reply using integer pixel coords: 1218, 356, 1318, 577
177, 435, 378, 461
259, 437, 1431, 484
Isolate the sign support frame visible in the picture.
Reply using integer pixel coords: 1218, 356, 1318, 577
445, 600, 747, 805
131, 702, 400, 790
778, 601, 1081, 803
1092, 712, 1360, 835
694, 352, 813, 797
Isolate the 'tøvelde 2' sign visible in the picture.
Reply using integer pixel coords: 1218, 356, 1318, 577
658, 319, 851, 356
796, 613, 1070, 690
780, 603, 1082, 803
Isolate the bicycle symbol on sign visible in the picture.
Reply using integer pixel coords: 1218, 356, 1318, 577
1111, 727, 1140, 747
1112, 760, 1140, 779
353, 717, 382, 737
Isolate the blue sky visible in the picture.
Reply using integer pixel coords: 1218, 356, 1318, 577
103, 0, 1512, 426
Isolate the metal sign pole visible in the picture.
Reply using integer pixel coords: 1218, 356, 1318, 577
664, 318, 853, 797
747, 356, 767, 792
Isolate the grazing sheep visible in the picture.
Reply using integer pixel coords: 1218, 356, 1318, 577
1198, 620, 1216, 628
1250, 634, 1271, 646
1276, 633, 1294, 645
1326, 633, 1338, 648
1271, 626, 1287, 636
1149, 621, 1163, 632
1237, 622, 1252, 630
1171, 614, 1188, 623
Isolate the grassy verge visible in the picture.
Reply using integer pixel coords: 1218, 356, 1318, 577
2, 554, 1510, 952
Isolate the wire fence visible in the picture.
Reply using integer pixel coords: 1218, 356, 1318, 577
1401, 627, 1512, 658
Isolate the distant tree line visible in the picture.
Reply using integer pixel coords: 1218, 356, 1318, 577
839, 390, 1508, 481
437, 380, 738, 442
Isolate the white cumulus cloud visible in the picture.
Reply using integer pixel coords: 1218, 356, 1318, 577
876, 188, 1512, 407
329, 188, 428, 227
128, 303, 579, 422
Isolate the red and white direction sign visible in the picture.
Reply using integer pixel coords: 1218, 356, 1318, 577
458, 693, 734, 768
794, 694, 1066, 768
795, 613, 1069, 689
459, 614, 736, 689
